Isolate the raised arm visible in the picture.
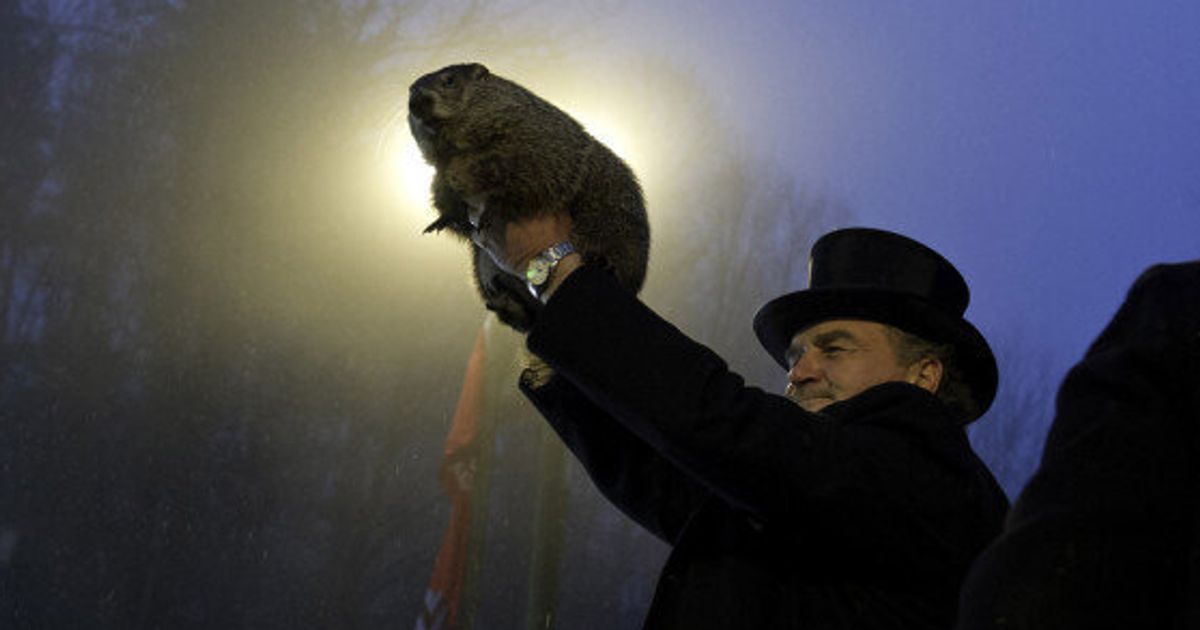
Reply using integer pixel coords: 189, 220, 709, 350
521, 372, 710, 543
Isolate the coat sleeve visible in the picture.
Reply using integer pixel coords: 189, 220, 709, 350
525, 266, 869, 523
956, 261, 1200, 629
520, 373, 709, 544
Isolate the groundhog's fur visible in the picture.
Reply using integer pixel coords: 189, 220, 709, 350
408, 62, 649, 331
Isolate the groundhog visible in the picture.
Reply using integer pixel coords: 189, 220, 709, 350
407, 62, 649, 331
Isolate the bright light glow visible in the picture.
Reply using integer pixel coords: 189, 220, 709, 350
366, 124, 463, 272
573, 111, 640, 170
395, 137, 436, 214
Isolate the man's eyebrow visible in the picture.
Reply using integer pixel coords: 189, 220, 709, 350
811, 329, 858, 346
787, 329, 860, 363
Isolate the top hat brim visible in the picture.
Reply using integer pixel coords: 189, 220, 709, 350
753, 287, 998, 423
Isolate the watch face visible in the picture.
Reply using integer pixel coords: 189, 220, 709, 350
526, 257, 551, 285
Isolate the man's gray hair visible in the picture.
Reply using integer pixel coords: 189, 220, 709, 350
885, 327, 980, 422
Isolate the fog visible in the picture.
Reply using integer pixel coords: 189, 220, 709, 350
3, 1, 1197, 628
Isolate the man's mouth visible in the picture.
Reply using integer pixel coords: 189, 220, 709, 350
785, 385, 834, 406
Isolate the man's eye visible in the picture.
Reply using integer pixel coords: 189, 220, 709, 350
822, 346, 845, 355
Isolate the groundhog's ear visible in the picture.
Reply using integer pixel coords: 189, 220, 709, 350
470, 63, 490, 80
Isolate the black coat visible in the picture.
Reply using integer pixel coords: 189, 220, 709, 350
521, 266, 1008, 629
956, 262, 1200, 630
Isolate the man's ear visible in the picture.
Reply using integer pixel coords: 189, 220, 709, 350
908, 357, 944, 394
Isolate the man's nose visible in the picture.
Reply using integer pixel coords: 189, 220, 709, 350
788, 352, 819, 384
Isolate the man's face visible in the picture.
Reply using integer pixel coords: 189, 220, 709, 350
784, 319, 919, 412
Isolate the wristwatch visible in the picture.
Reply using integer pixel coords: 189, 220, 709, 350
525, 241, 576, 299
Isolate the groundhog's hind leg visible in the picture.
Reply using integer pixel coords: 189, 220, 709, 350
471, 244, 541, 332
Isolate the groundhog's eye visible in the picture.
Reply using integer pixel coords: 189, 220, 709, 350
441, 75, 457, 88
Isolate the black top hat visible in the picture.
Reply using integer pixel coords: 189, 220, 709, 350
752, 227, 997, 423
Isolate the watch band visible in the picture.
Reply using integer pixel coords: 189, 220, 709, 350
525, 241, 576, 299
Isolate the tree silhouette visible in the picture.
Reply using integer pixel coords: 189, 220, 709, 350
967, 334, 1058, 498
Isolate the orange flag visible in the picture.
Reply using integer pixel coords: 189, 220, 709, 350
416, 326, 487, 630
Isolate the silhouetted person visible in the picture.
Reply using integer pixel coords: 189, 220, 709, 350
956, 261, 1200, 629
471, 215, 1008, 629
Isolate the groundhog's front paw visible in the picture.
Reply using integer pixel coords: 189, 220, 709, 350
483, 272, 539, 333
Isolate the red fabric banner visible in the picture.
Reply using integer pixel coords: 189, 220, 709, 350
416, 326, 486, 630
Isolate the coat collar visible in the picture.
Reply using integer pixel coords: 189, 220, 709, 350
818, 381, 958, 432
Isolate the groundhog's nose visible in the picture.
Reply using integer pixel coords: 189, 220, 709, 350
408, 86, 434, 121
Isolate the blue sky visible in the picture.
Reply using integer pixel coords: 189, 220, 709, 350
600, 1, 1200, 379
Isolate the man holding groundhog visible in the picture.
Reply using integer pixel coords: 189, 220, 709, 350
473, 213, 1008, 629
